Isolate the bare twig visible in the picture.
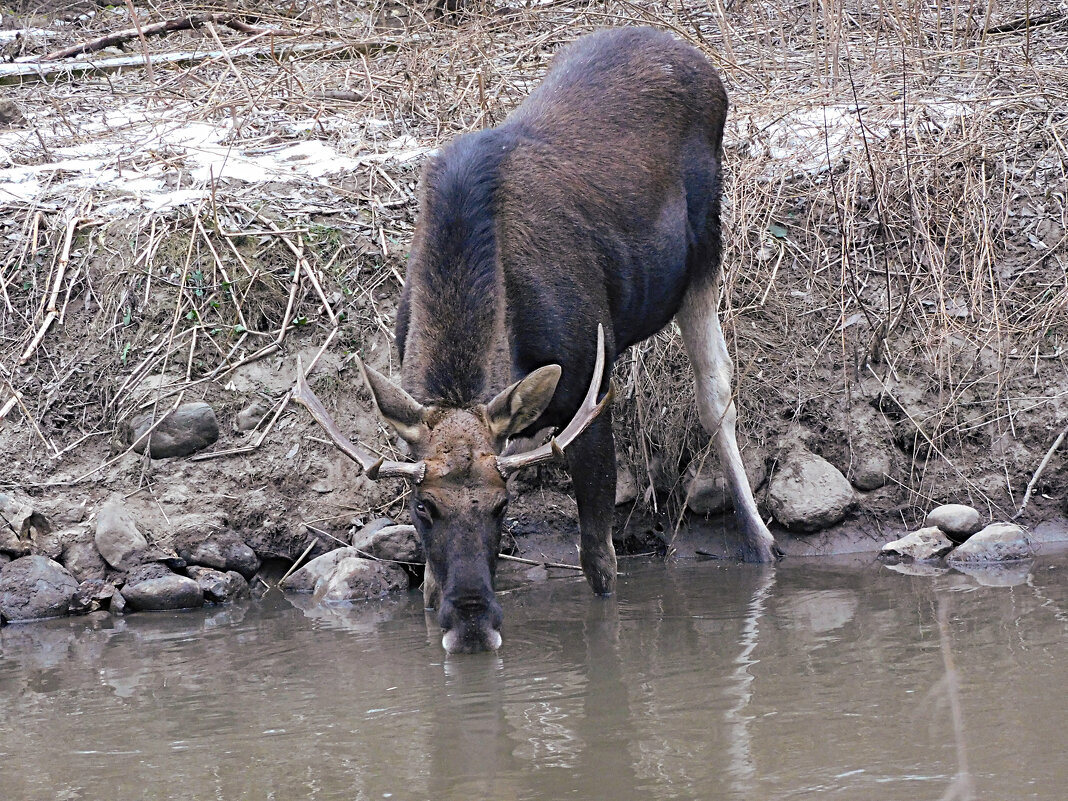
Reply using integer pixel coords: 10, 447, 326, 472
1013, 424, 1068, 520
39, 13, 296, 62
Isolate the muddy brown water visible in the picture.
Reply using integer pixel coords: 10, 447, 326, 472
1, 551, 1066, 801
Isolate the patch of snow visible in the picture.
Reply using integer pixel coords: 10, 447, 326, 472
0, 29, 59, 43
1, 101, 431, 215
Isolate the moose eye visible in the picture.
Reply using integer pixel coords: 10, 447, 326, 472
414, 499, 436, 524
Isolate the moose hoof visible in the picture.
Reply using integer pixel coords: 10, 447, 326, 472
740, 522, 780, 563
581, 549, 617, 596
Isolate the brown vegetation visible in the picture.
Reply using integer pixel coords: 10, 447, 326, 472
1, 1, 1066, 536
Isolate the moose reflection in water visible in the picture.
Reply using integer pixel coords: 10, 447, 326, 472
293, 27, 777, 654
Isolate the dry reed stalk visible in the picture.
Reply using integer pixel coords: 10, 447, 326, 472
0, 0, 1064, 516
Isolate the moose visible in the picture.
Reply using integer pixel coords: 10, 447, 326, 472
293, 27, 778, 654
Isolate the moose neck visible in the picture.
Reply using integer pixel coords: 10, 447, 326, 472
402, 128, 517, 407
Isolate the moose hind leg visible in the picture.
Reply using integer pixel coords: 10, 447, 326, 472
677, 280, 778, 562
566, 412, 618, 595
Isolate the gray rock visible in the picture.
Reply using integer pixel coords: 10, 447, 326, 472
0, 527, 30, 558
121, 401, 219, 459
123, 568, 204, 611
848, 443, 893, 491
836, 405, 895, 491
110, 590, 127, 615
880, 527, 954, 561
350, 524, 422, 563
0, 492, 49, 557
686, 447, 767, 516
615, 463, 638, 506
124, 562, 174, 584
766, 448, 855, 531
186, 566, 249, 602
0, 99, 26, 127
68, 579, 118, 615
61, 534, 109, 581
947, 522, 1034, 563
177, 530, 260, 579
312, 557, 409, 603
281, 547, 366, 593
0, 556, 79, 621
94, 499, 149, 571
235, 400, 271, 432
924, 504, 983, 542
0, 492, 50, 538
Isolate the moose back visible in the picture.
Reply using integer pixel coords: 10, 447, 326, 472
294, 27, 777, 654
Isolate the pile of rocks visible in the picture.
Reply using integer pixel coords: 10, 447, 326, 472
0, 489, 425, 625
279, 520, 421, 602
0, 493, 256, 624
879, 503, 1035, 575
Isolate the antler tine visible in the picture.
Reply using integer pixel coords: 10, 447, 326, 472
497, 323, 614, 476
291, 356, 426, 483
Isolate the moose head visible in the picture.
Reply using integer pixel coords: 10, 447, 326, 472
292, 325, 611, 654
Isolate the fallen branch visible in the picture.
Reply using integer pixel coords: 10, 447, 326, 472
1012, 423, 1068, 520
3, 41, 391, 84
497, 553, 584, 571
40, 13, 296, 62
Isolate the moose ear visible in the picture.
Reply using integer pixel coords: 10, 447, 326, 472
486, 364, 562, 441
357, 358, 429, 446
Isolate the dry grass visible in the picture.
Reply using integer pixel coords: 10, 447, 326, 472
1, 0, 1066, 522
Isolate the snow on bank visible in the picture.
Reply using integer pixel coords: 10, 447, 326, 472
0, 102, 431, 215
1, 89, 978, 216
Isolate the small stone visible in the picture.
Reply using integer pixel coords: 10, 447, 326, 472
61, 534, 109, 582
767, 447, 855, 532
686, 447, 767, 516
0, 492, 49, 557
177, 530, 260, 579
0, 556, 79, 621
350, 524, 422, 563
94, 499, 149, 571
947, 522, 1034, 563
123, 571, 204, 611
848, 444, 893, 491
68, 579, 117, 615
120, 401, 219, 459
0, 99, 26, 128
186, 566, 249, 602
235, 401, 270, 432
281, 547, 366, 593
110, 590, 127, 615
839, 405, 894, 491
312, 557, 409, 602
880, 527, 954, 561
924, 504, 983, 542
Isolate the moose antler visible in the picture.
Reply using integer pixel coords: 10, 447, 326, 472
496, 323, 614, 476
291, 356, 426, 483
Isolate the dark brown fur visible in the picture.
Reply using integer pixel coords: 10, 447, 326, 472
372, 27, 776, 653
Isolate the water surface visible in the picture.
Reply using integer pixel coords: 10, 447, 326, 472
1, 552, 1065, 800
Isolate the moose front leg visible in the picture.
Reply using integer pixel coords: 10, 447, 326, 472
567, 410, 618, 595
677, 280, 779, 562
